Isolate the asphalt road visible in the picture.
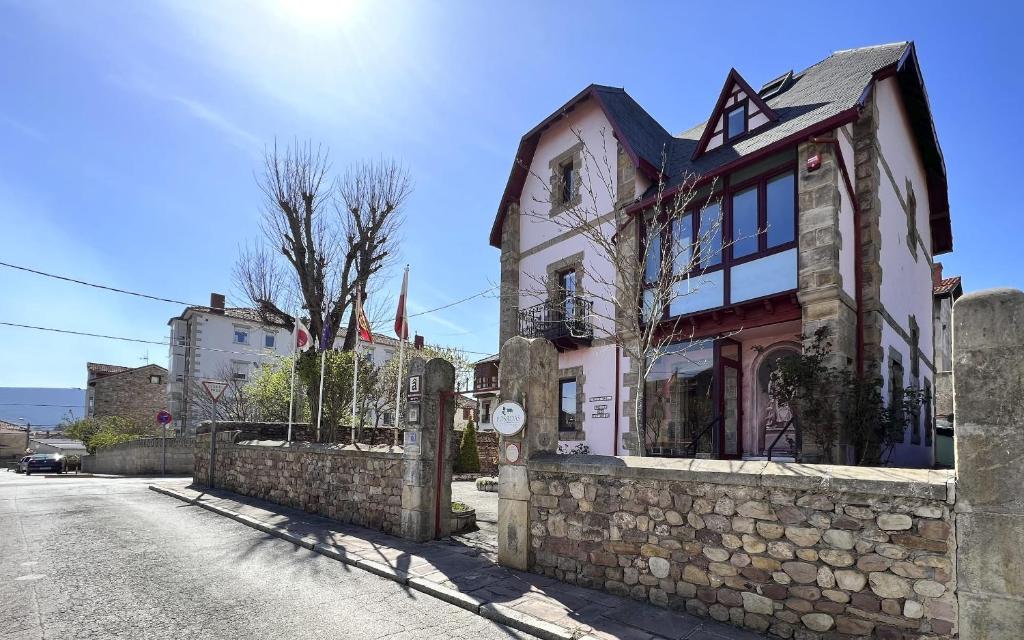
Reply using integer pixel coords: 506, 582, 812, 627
0, 473, 530, 640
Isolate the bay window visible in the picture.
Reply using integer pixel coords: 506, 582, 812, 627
640, 164, 797, 322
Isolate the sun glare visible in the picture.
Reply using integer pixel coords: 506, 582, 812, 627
275, 0, 356, 28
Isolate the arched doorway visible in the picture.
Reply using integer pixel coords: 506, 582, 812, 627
752, 343, 800, 456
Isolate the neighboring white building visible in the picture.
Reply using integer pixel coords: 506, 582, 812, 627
490, 42, 952, 467
167, 293, 294, 433
167, 292, 408, 433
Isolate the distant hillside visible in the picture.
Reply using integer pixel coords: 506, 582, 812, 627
0, 388, 85, 430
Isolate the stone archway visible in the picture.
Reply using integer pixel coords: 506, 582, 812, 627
751, 342, 800, 456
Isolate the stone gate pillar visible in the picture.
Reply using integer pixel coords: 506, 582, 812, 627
953, 288, 1024, 639
400, 357, 456, 542
496, 337, 559, 570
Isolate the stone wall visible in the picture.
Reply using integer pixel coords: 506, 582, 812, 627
82, 437, 195, 475
195, 431, 404, 535
526, 457, 955, 639
477, 430, 499, 476
91, 364, 168, 428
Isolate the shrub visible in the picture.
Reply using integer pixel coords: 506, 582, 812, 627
454, 418, 481, 474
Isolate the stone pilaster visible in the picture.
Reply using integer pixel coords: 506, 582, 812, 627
498, 201, 521, 350
796, 140, 857, 371
400, 357, 456, 542
496, 337, 559, 570
796, 140, 859, 462
953, 288, 1024, 639
853, 95, 885, 376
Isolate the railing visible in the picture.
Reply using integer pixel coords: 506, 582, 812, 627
518, 296, 593, 343
763, 415, 800, 461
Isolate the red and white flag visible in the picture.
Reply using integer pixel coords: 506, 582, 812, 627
293, 318, 313, 352
356, 291, 373, 344
394, 268, 409, 341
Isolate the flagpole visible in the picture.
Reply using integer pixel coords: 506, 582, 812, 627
287, 309, 297, 442
394, 266, 409, 448
316, 347, 326, 443
394, 329, 405, 447
352, 291, 360, 445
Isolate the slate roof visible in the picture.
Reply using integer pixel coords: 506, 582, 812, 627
490, 42, 951, 254
933, 276, 962, 297
660, 43, 911, 190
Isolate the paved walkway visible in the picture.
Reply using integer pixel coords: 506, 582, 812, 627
451, 480, 498, 552
151, 481, 766, 640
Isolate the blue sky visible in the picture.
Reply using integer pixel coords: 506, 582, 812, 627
0, 0, 1018, 388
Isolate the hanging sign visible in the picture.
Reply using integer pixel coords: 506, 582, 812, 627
493, 401, 526, 436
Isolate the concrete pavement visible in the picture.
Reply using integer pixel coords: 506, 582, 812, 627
0, 472, 532, 639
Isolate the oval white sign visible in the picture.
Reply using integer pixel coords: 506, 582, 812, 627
492, 401, 526, 435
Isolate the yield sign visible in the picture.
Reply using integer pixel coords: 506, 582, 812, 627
202, 380, 229, 402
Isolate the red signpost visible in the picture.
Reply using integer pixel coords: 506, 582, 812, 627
156, 409, 173, 475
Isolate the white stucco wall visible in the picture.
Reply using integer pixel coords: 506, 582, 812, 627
517, 100, 622, 341
873, 77, 936, 467
557, 344, 618, 455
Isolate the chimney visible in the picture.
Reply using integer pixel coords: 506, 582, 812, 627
414, 334, 425, 350
932, 263, 944, 288
210, 292, 226, 314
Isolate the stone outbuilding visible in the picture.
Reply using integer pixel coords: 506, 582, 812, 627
86, 362, 168, 429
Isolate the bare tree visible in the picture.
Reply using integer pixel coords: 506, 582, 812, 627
187, 363, 257, 424
233, 141, 412, 352
233, 141, 412, 421
520, 127, 736, 456
336, 159, 411, 350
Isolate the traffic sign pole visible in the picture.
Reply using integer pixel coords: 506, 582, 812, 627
156, 410, 173, 476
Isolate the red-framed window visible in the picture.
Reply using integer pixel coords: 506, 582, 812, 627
641, 164, 797, 321
725, 102, 747, 141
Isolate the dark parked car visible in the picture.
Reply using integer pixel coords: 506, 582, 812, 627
25, 453, 65, 475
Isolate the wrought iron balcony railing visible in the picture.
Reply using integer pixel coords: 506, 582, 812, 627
518, 296, 593, 346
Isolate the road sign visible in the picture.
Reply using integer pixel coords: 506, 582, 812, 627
493, 401, 526, 436
202, 380, 229, 402
156, 410, 173, 425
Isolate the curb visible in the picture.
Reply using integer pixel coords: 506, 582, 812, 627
148, 485, 578, 640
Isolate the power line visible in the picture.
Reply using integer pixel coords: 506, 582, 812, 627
0, 261, 207, 307
407, 287, 498, 318
0, 321, 288, 359
0, 403, 82, 408
0, 257, 495, 321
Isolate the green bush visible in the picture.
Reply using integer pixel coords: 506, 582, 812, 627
454, 418, 481, 474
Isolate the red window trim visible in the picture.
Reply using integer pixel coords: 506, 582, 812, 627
641, 163, 798, 322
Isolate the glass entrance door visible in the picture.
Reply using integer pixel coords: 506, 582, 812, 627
717, 339, 742, 458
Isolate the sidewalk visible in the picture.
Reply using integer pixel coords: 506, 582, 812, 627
150, 482, 767, 640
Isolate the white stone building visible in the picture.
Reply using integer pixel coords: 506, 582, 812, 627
167, 293, 403, 433
490, 42, 952, 467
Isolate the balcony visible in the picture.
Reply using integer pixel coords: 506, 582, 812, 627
518, 296, 593, 350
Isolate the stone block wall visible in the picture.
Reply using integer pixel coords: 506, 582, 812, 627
195, 432, 404, 535
477, 430, 499, 476
526, 457, 955, 638
90, 364, 168, 428
82, 437, 195, 475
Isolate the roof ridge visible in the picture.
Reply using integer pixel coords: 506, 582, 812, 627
832, 41, 909, 55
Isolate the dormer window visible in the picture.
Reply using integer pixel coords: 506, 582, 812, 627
726, 104, 747, 140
